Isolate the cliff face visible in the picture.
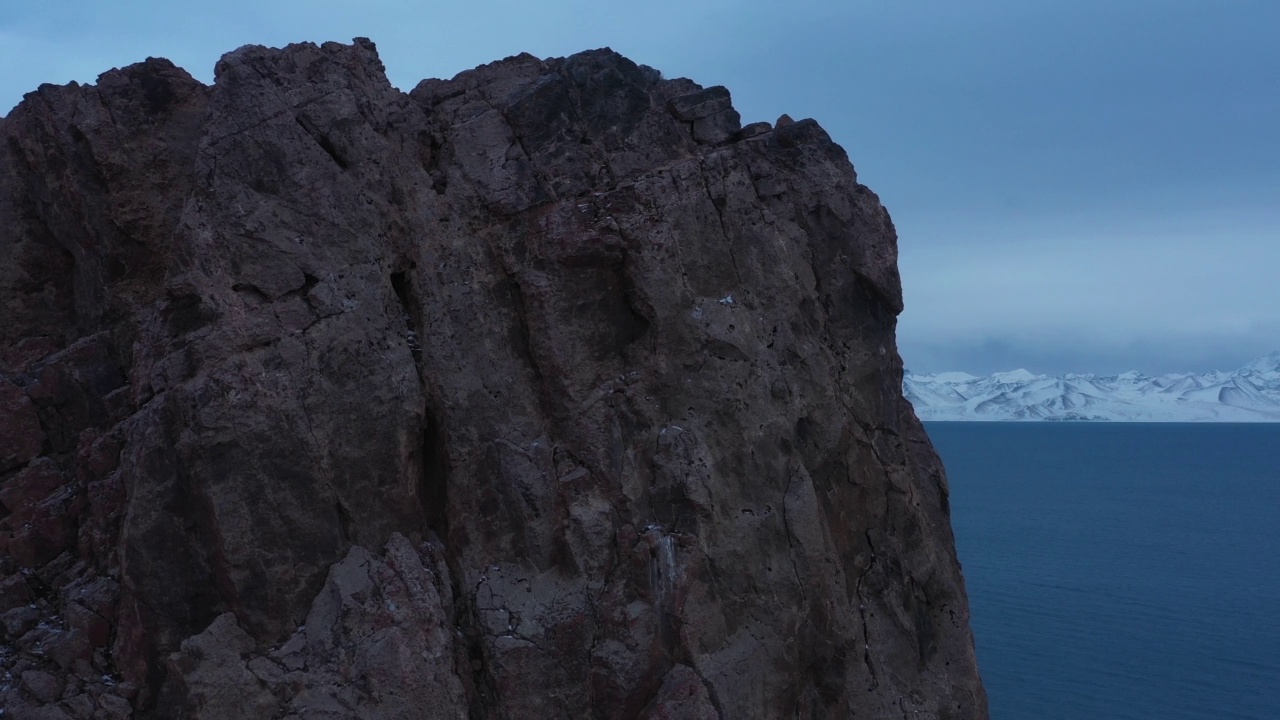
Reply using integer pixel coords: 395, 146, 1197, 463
0, 39, 986, 719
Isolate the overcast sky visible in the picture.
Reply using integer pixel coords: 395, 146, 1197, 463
3, 1, 1276, 375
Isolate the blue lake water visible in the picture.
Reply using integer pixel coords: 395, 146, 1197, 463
928, 422, 1280, 720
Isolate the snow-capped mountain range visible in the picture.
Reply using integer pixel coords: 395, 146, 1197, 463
905, 352, 1280, 422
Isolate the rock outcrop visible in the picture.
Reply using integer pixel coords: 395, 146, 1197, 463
0, 39, 986, 718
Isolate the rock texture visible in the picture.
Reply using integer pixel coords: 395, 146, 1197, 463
0, 39, 986, 718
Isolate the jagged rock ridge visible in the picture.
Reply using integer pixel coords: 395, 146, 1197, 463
0, 39, 986, 718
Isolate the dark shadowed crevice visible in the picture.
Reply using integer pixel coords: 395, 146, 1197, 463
389, 270, 412, 309
418, 412, 450, 537
162, 291, 219, 337
390, 265, 492, 713
616, 253, 654, 352
388, 269, 442, 529
458, 597, 497, 719
231, 282, 270, 303
288, 273, 320, 298
496, 272, 547, 399
855, 531, 881, 691
295, 115, 349, 170
409, 126, 450, 195
779, 469, 807, 604
686, 663, 728, 720
390, 270, 423, 367
387, 265, 487, 714
910, 579, 939, 665
334, 500, 354, 543
811, 645, 849, 708
390, 268, 487, 712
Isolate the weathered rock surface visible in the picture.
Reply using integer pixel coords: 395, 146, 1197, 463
0, 39, 986, 718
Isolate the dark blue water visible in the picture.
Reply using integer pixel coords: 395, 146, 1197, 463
929, 422, 1280, 720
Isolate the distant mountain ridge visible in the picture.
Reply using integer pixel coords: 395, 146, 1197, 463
905, 352, 1280, 422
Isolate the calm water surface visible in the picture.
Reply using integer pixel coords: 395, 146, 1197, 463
929, 422, 1280, 720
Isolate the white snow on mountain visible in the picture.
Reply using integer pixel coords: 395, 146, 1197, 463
905, 351, 1280, 422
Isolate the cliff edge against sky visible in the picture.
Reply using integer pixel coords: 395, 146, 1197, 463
0, 38, 986, 718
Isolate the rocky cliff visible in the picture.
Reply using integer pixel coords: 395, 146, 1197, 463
0, 39, 986, 719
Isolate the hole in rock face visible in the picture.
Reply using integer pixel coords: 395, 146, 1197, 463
795, 416, 815, 445
163, 293, 219, 337
297, 273, 319, 296
390, 271, 413, 315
